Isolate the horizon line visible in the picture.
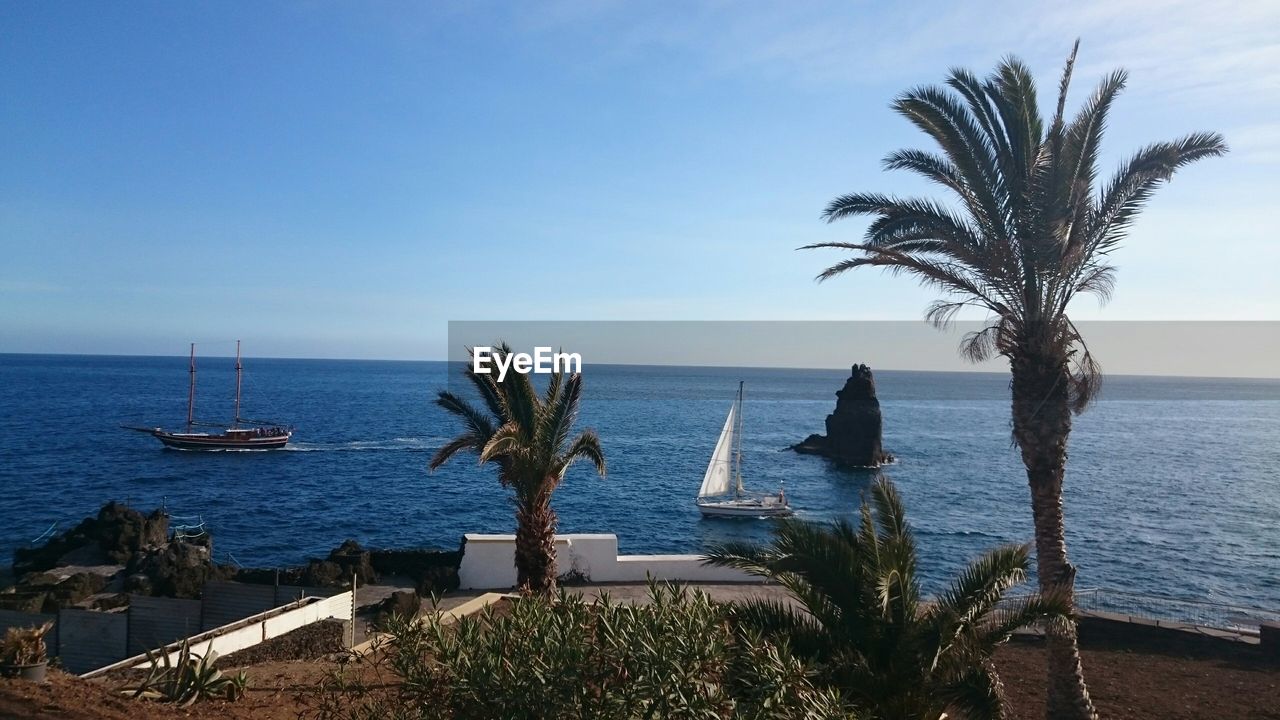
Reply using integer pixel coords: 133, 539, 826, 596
3, 351, 1278, 382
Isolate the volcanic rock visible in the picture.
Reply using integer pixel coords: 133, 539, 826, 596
370, 547, 462, 595
128, 539, 226, 599
12, 501, 169, 575
790, 364, 894, 467
95, 502, 169, 563
372, 590, 422, 630
326, 540, 378, 586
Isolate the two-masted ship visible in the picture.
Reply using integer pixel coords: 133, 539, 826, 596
125, 341, 293, 450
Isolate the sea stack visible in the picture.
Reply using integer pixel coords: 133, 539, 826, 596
790, 363, 893, 467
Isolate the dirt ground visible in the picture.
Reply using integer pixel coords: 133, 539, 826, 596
996, 637, 1280, 720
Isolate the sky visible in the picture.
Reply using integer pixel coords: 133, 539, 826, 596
1, 1, 1277, 364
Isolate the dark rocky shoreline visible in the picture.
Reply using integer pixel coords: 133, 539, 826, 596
1, 502, 461, 614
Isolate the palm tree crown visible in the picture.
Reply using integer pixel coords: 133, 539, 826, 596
430, 344, 605, 594
805, 41, 1226, 410
706, 478, 1066, 720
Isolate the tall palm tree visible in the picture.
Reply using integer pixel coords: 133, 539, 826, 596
430, 344, 606, 595
707, 477, 1067, 720
802, 43, 1226, 719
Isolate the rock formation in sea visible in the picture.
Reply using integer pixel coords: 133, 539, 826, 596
790, 363, 894, 467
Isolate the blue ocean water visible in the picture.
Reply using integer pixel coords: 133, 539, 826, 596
1, 354, 1277, 609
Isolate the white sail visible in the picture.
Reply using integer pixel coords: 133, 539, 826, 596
698, 402, 738, 498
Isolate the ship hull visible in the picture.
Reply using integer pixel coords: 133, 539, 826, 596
696, 497, 792, 518
152, 430, 290, 451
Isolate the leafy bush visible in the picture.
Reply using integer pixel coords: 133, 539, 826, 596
119, 638, 248, 706
318, 583, 851, 719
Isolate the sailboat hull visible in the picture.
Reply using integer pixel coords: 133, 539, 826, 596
152, 429, 291, 451
696, 497, 793, 518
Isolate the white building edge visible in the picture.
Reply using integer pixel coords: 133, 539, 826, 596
458, 533, 753, 589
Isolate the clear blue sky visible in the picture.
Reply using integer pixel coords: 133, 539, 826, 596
2, 1, 1276, 360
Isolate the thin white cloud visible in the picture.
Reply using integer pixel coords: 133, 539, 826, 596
511, 0, 1280, 108
1226, 123, 1280, 164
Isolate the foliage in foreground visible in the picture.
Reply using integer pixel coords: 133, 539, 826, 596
706, 478, 1069, 720
317, 583, 852, 720
119, 638, 248, 707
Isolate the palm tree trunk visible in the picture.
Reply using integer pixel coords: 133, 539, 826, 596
514, 490, 559, 596
1010, 348, 1097, 720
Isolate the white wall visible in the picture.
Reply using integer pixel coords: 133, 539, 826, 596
610, 555, 754, 583
458, 534, 752, 589
81, 590, 353, 677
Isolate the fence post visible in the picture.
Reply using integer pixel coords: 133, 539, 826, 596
349, 571, 357, 649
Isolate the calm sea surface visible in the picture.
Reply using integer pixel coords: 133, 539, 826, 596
1, 354, 1277, 608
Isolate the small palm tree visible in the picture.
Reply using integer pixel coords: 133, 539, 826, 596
430, 344, 606, 595
803, 43, 1225, 719
706, 478, 1067, 720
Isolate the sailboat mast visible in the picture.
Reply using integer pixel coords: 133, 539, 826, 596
734, 380, 744, 496
234, 340, 242, 427
186, 343, 196, 429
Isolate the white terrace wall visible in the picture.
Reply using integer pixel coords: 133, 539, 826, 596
129, 591, 352, 671
82, 590, 352, 677
458, 534, 751, 590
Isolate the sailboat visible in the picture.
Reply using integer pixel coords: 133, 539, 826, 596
124, 341, 293, 450
696, 381, 792, 518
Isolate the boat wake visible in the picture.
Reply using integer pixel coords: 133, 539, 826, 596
283, 438, 443, 453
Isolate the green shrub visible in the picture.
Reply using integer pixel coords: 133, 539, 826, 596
119, 638, 248, 706
319, 582, 851, 719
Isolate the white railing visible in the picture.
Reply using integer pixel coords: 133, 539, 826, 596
1073, 588, 1280, 634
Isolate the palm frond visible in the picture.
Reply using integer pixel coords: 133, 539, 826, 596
1089, 131, 1228, 254
428, 433, 484, 471
478, 422, 523, 464
703, 541, 779, 576
726, 599, 829, 660
560, 429, 606, 479
933, 544, 1030, 632
542, 372, 583, 456
975, 591, 1072, 650
937, 662, 1006, 720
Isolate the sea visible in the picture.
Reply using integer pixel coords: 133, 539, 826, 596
1, 354, 1277, 610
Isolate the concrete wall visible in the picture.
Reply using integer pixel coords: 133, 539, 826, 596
458, 534, 752, 589
611, 555, 755, 583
